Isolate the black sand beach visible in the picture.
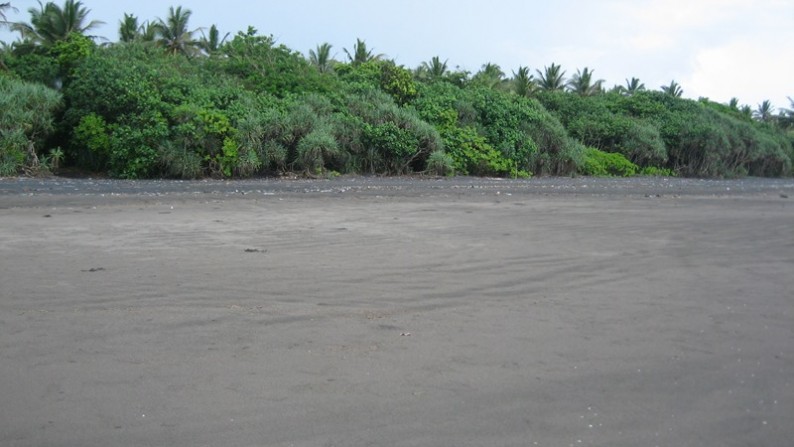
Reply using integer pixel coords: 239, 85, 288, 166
1, 176, 792, 446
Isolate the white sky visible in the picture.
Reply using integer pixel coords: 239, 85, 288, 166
2, 0, 792, 110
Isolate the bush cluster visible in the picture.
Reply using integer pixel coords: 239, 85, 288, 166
539, 91, 792, 178
0, 75, 62, 175
1, 16, 791, 179
579, 147, 638, 177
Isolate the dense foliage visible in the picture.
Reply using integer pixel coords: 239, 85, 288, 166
1, 1, 791, 178
0, 75, 62, 175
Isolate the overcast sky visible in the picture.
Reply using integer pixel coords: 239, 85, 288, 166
2, 0, 792, 110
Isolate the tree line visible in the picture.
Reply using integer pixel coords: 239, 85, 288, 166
1, 1, 792, 178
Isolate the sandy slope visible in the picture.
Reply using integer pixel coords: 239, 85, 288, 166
1, 178, 792, 446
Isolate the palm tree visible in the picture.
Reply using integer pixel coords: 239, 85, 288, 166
0, 3, 14, 69
472, 62, 506, 89
623, 77, 645, 96
308, 42, 334, 73
416, 56, 449, 81
117, 14, 158, 44
343, 38, 381, 65
138, 20, 158, 42
536, 63, 566, 91
198, 24, 229, 55
567, 67, 603, 96
512, 66, 536, 97
11, 0, 104, 46
418, 56, 448, 81
660, 80, 683, 97
118, 13, 139, 42
1, 2, 17, 29
728, 97, 740, 110
753, 100, 774, 122
155, 6, 200, 57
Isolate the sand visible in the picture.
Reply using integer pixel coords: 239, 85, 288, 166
1, 177, 793, 446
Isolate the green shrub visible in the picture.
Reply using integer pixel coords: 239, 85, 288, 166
440, 125, 512, 176
237, 96, 337, 174
234, 143, 263, 177
579, 147, 638, 177
0, 128, 27, 176
233, 112, 267, 174
379, 61, 418, 105
63, 43, 267, 178
335, 60, 382, 89
330, 112, 366, 173
344, 88, 442, 174
72, 113, 110, 170
296, 127, 339, 174
159, 140, 204, 179
619, 119, 667, 166
425, 150, 455, 176
613, 91, 792, 177
107, 111, 169, 178
466, 88, 579, 175
0, 76, 62, 175
218, 28, 338, 97
4, 52, 61, 88
251, 107, 289, 172
466, 88, 535, 165
363, 121, 418, 172
64, 44, 166, 127
414, 82, 577, 176
50, 33, 96, 79
413, 82, 462, 128
538, 91, 668, 167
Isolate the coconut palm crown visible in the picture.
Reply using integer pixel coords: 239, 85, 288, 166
536, 63, 566, 91
154, 6, 201, 56
11, 0, 104, 46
